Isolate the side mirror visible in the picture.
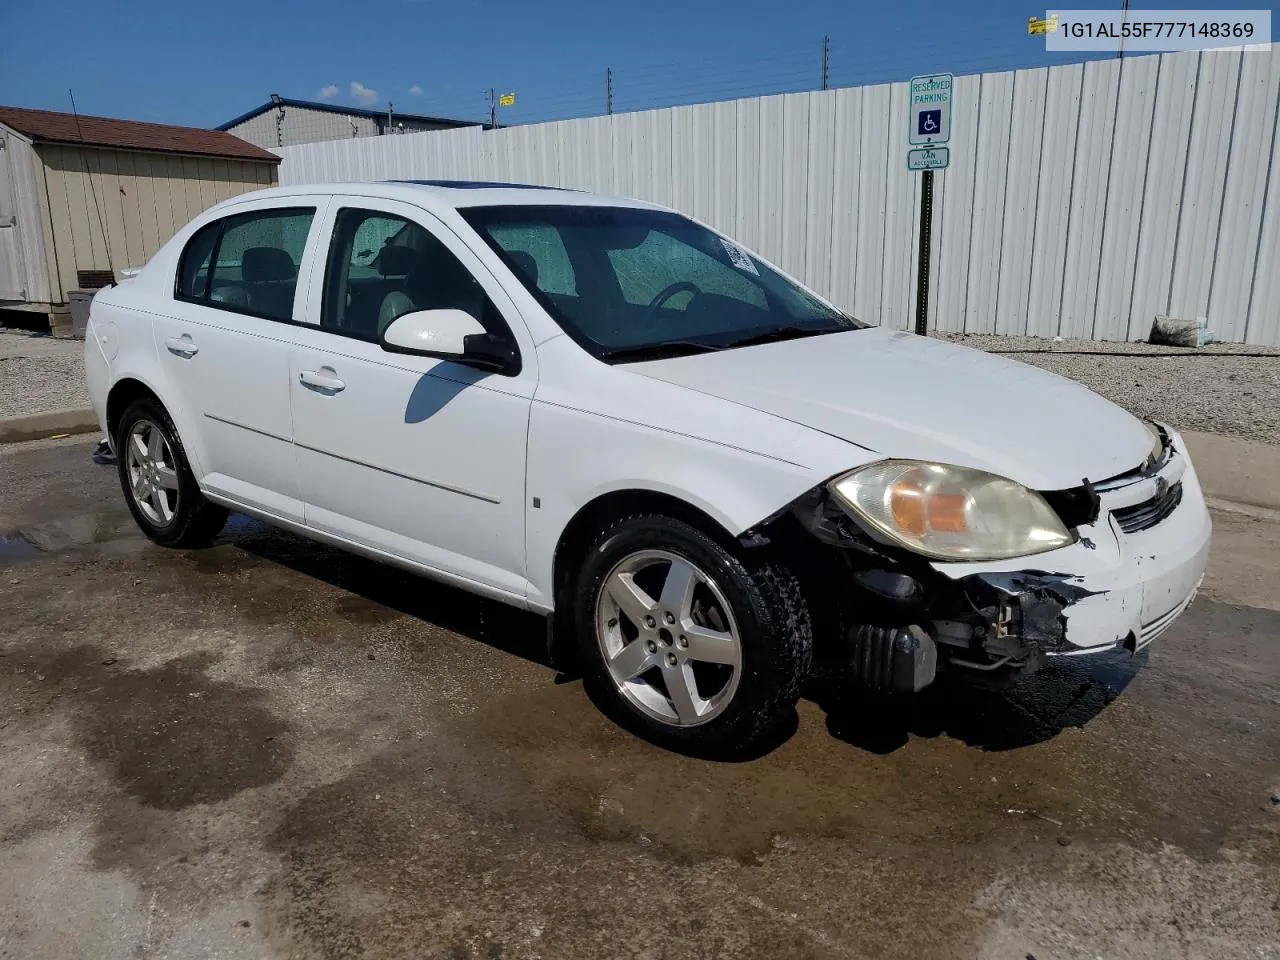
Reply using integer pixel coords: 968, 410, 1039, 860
380, 308, 486, 358
379, 308, 520, 375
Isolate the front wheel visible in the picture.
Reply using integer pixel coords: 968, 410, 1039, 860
574, 514, 812, 754
115, 398, 228, 548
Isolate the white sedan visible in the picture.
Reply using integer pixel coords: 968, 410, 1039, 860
84, 180, 1211, 753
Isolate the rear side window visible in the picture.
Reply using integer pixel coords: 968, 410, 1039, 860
175, 207, 315, 322
176, 222, 219, 300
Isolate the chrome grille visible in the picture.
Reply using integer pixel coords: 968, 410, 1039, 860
1112, 482, 1183, 534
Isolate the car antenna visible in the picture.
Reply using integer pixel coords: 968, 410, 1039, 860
68, 88, 116, 282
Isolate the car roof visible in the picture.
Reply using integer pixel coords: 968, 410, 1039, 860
207, 180, 667, 216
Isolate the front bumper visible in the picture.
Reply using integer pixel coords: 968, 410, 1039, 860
929, 426, 1211, 665
784, 425, 1211, 692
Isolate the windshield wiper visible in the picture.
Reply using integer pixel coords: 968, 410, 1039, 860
722, 325, 834, 349
600, 341, 723, 363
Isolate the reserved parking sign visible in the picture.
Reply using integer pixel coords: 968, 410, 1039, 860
908, 74, 953, 145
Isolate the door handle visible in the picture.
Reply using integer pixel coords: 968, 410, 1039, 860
299, 369, 346, 394
165, 335, 198, 358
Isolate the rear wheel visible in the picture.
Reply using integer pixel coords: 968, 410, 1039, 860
574, 513, 812, 754
115, 398, 228, 548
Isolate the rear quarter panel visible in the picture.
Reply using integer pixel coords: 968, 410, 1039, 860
88, 220, 211, 476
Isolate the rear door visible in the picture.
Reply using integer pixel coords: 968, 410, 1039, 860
289, 197, 537, 599
154, 199, 327, 521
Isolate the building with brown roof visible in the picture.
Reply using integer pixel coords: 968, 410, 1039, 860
0, 105, 280, 322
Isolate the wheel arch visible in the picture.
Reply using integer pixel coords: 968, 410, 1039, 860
104, 370, 207, 479
105, 376, 165, 442
546, 487, 746, 668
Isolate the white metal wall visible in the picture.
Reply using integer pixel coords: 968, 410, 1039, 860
0, 123, 53, 305
277, 48, 1280, 345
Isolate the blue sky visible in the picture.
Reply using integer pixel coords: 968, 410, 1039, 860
2, 0, 1273, 128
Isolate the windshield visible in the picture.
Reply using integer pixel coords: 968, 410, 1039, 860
459, 205, 864, 362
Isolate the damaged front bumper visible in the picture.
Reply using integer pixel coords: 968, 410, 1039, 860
932, 432, 1211, 667
780, 427, 1211, 692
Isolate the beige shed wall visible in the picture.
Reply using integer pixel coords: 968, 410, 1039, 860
36, 144, 277, 303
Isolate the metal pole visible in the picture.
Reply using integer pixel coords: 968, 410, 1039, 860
821, 36, 830, 90
914, 169, 933, 336
1118, 0, 1130, 59
489, 88, 497, 128
607, 67, 613, 115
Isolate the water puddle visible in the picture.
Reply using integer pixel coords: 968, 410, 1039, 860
0, 511, 138, 569
0, 533, 44, 569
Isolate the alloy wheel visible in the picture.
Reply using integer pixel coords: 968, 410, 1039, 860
595, 549, 743, 726
125, 419, 180, 526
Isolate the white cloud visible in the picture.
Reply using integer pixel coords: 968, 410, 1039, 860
349, 81, 378, 106
408, 84, 423, 96
317, 84, 339, 101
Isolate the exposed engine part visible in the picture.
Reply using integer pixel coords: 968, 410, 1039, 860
847, 624, 937, 693
851, 569, 923, 604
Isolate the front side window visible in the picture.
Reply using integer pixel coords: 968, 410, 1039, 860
461, 205, 860, 362
174, 207, 315, 322
321, 207, 507, 344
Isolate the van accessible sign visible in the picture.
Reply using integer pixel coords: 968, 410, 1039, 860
908, 74, 953, 146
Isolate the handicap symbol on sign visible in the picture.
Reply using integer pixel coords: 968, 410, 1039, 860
918, 109, 942, 136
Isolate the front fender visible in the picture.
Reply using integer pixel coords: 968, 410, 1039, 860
522, 397, 869, 610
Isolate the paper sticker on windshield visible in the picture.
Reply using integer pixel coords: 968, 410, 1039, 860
720, 238, 760, 276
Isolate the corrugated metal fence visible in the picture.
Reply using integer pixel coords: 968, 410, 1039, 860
277, 48, 1280, 345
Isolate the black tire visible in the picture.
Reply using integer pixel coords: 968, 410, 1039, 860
115, 397, 228, 548
574, 513, 812, 755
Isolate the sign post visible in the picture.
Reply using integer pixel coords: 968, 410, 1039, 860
908, 73, 952, 335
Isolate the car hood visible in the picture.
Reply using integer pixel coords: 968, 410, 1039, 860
627, 328, 1152, 490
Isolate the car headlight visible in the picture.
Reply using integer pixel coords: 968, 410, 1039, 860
828, 461, 1075, 561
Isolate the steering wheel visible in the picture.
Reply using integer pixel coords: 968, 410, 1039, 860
644, 281, 701, 320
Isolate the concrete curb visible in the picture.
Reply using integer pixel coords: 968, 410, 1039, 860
0, 409, 100, 444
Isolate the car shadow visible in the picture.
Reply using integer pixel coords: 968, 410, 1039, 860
809, 647, 1146, 754
227, 518, 549, 670
224, 516, 1141, 758
403, 367, 488, 423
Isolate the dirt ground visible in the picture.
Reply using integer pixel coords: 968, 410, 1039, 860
1, 438, 1277, 960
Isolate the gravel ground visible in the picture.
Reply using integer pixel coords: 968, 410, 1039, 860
936, 333, 1280, 445
0, 332, 90, 420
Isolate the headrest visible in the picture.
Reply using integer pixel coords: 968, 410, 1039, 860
507, 250, 539, 286
377, 245, 419, 277
241, 247, 296, 283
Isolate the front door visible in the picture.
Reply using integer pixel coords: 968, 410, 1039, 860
290, 199, 536, 600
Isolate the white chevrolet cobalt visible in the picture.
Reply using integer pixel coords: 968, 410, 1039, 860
84, 181, 1211, 752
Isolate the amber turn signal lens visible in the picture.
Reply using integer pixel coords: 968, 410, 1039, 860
889, 481, 968, 535
889, 479, 926, 534
927, 493, 968, 533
